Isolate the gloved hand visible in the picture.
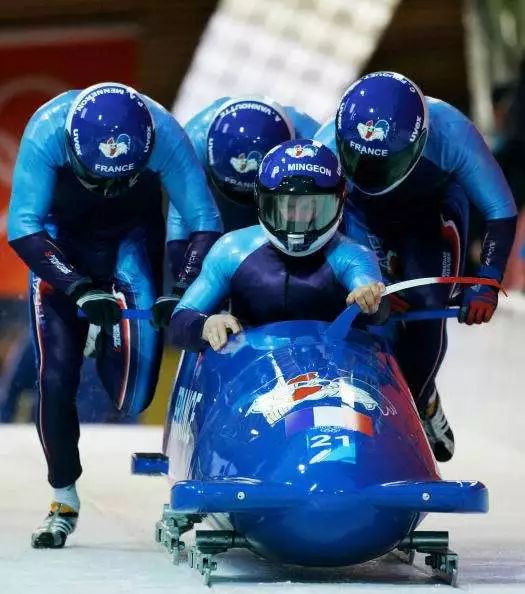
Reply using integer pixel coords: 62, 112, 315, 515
76, 289, 121, 327
459, 283, 499, 325
151, 294, 182, 329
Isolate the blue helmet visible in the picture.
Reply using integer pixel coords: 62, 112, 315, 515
256, 139, 345, 256
65, 82, 154, 196
206, 97, 294, 205
335, 72, 428, 195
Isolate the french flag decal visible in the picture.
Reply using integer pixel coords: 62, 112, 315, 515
285, 406, 374, 437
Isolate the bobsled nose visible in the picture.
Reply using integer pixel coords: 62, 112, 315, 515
171, 477, 488, 566
171, 476, 415, 566
234, 484, 415, 567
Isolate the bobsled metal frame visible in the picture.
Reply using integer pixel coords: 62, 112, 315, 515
397, 530, 459, 587
154, 503, 205, 565
154, 504, 248, 586
154, 502, 460, 587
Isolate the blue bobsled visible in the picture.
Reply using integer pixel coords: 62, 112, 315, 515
132, 305, 487, 586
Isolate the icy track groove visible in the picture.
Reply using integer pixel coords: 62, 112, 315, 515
1, 299, 525, 593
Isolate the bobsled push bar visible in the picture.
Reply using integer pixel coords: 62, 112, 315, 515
326, 276, 502, 339
78, 276, 502, 324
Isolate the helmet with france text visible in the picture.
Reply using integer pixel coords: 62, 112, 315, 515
335, 71, 429, 195
206, 96, 294, 205
65, 82, 154, 197
255, 139, 346, 257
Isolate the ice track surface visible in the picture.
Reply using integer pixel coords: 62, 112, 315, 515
2, 298, 525, 593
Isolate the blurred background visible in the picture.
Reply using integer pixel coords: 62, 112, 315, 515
0, 0, 524, 426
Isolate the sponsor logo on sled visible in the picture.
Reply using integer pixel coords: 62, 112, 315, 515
285, 144, 317, 158
246, 368, 396, 426
99, 133, 131, 159
172, 386, 203, 444
230, 151, 262, 173
357, 119, 390, 142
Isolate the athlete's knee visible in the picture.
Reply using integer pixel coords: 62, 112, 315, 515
39, 366, 81, 400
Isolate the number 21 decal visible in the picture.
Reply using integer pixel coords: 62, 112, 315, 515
307, 433, 356, 464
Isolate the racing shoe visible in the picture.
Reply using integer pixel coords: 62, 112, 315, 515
421, 391, 455, 462
31, 502, 78, 548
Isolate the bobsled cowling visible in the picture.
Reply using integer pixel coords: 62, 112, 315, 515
159, 319, 487, 567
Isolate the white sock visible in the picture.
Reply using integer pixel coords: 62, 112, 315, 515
53, 484, 80, 512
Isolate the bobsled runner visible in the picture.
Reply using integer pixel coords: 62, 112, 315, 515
132, 277, 495, 586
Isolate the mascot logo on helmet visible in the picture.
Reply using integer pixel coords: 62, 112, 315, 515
357, 119, 390, 142
230, 151, 261, 174
99, 133, 131, 159
285, 144, 317, 158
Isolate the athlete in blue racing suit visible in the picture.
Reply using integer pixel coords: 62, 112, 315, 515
7, 82, 222, 547
315, 71, 517, 461
168, 140, 384, 352
153, 97, 319, 327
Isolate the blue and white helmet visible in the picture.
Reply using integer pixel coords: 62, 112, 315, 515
336, 71, 429, 195
65, 82, 154, 196
206, 97, 294, 205
256, 139, 345, 256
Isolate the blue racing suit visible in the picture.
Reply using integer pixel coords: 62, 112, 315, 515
166, 98, 319, 280
170, 226, 382, 351
7, 91, 222, 487
315, 97, 517, 409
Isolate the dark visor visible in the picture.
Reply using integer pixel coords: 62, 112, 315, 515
339, 130, 427, 195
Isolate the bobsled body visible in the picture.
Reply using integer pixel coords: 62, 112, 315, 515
159, 320, 486, 567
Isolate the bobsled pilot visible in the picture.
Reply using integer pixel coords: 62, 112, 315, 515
152, 96, 320, 328
315, 71, 517, 461
7, 82, 222, 548
168, 139, 384, 352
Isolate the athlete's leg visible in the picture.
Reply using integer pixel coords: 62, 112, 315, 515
395, 183, 469, 410
96, 226, 164, 416
29, 274, 89, 488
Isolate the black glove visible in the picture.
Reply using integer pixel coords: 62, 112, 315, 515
75, 289, 122, 327
151, 294, 182, 329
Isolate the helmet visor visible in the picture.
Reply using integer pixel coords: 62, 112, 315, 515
338, 130, 427, 195
258, 192, 341, 234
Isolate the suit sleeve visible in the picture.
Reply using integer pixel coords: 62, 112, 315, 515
327, 236, 383, 290
446, 117, 517, 280
170, 236, 233, 350
7, 122, 90, 294
149, 108, 223, 286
